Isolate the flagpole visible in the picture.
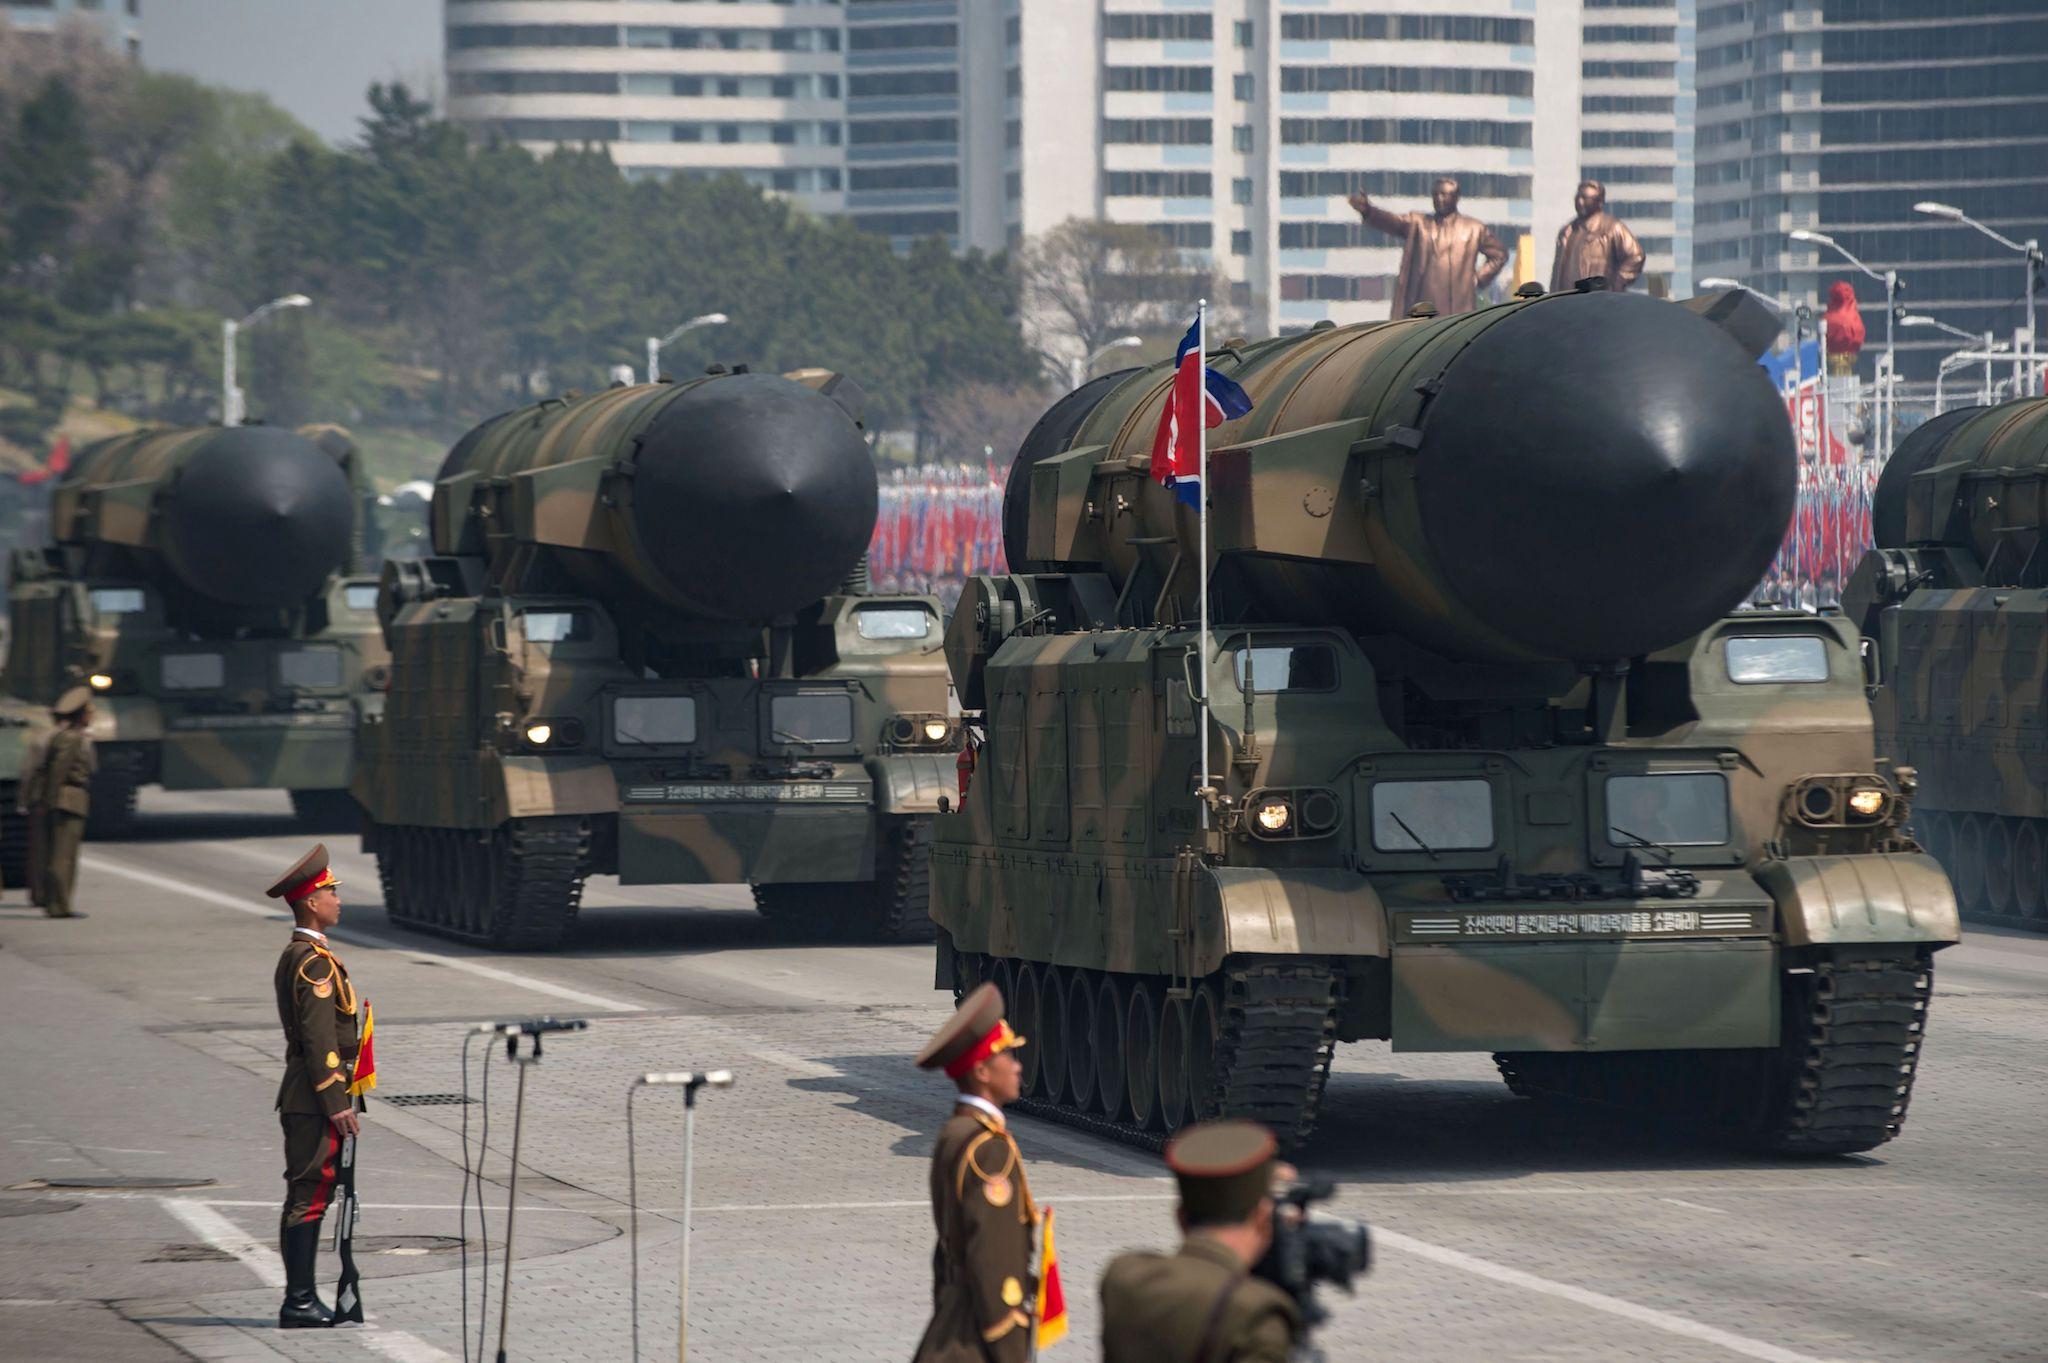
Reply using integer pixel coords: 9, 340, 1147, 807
1196, 297, 1211, 834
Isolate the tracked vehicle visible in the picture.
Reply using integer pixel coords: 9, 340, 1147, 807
1847, 395, 2048, 929
1, 424, 387, 838
934, 287, 1959, 1154
354, 370, 956, 950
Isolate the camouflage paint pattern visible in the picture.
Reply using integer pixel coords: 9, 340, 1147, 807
1850, 395, 2048, 927
3, 425, 388, 804
939, 294, 1957, 1069
354, 371, 956, 892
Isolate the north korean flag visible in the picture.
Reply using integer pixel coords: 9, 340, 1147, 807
1150, 316, 1254, 508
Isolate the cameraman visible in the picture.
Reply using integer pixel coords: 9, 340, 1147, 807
1099, 1121, 1302, 1362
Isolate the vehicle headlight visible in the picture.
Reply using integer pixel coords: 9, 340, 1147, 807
1255, 798, 1292, 833
524, 722, 553, 746
1848, 788, 1886, 817
923, 718, 951, 743
88, 673, 114, 692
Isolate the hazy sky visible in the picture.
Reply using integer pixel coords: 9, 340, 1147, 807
143, 0, 443, 144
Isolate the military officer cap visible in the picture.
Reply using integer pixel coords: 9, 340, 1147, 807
52, 685, 93, 719
1166, 1120, 1279, 1225
916, 982, 1027, 1080
266, 842, 341, 904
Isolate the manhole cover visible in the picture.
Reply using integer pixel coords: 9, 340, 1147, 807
148, 1244, 236, 1264
0, 1200, 79, 1218
361, 1235, 468, 1256
31, 1176, 217, 1191
379, 1094, 475, 1108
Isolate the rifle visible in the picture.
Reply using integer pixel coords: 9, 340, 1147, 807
332, 1104, 365, 1324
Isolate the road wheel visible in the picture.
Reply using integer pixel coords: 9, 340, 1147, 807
1014, 961, 1044, 1097
1065, 970, 1099, 1111
1916, 808, 1953, 876
1039, 966, 1069, 1105
1124, 977, 1161, 1131
1093, 973, 1126, 1119
1187, 983, 1224, 1122
1955, 814, 1988, 917
2014, 819, 2047, 921
1158, 992, 1192, 1134
1984, 817, 2018, 918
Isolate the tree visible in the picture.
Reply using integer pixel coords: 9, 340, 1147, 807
0, 76, 95, 280
919, 381, 1053, 467
1012, 219, 1232, 389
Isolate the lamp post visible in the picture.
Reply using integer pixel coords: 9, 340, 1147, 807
1902, 314, 1986, 410
646, 313, 729, 384
1070, 335, 1143, 391
1789, 229, 1897, 459
1916, 200, 2042, 397
221, 293, 311, 426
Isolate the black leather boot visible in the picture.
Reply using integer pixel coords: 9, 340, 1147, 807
278, 1221, 336, 1328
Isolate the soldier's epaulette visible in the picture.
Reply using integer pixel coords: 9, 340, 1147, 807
297, 952, 338, 998
956, 1129, 1020, 1207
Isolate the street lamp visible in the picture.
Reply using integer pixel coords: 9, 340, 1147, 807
1071, 335, 1143, 391
221, 293, 311, 426
646, 312, 729, 384
1789, 229, 1898, 458
1914, 200, 2043, 397
1909, 317, 2006, 409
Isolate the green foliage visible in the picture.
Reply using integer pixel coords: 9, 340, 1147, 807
0, 57, 1034, 479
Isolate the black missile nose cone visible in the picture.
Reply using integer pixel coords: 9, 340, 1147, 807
1417, 291, 1797, 661
630, 373, 878, 619
160, 427, 355, 610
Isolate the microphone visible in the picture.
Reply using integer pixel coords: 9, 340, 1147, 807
639, 1070, 734, 1088
470, 1017, 590, 1037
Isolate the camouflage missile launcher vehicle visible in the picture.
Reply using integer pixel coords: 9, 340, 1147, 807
0, 424, 389, 837
934, 286, 1959, 1155
353, 369, 957, 950
1847, 395, 2048, 929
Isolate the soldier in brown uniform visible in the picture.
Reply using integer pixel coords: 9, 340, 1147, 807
1100, 1121, 1303, 1363
267, 844, 362, 1328
28, 688, 96, 918
912, 982, 1038, 1362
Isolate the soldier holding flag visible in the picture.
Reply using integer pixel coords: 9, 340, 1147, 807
266, 844, 373, 1328
912, 982, 1066, 1359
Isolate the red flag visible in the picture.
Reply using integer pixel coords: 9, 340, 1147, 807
1035, 1205, 1067, 1348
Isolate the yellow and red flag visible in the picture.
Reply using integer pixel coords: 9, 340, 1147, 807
1035, 1205, 1067, 1349
348, 1001, 377, 1098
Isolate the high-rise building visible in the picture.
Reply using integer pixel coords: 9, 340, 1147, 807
442, 2, 1695, 341
1579, 0, 1694, 296
444, 0, 848, 218
986, 1, 1589, 339
1, 0, 141, 58
1694, 0, 2048, 382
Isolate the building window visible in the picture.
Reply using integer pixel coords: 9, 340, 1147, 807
1103, 118, 1213, 146
1231, 177, 1253, 205
1233, 124, 1253, 153
1103, 13, 1213, 41
1280, 67, 1534, 98
1235, 21, 1254, 48
1282, 118, 1532, 149
1104, 66, 1215, 94
1231, 230, 1252, 256
1104, 170, 1214, 198
1233, 74, 1255, 102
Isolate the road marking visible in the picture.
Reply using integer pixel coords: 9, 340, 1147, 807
1375, 1228, 1843, 1363
359, 1327, 459, 1363
88, 859, 645, 1014
1660, 1197, 1730, 1215
157, 1197, 284, 1289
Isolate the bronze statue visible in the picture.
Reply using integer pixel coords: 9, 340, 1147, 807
1549, 180, 1645, 294
1349, 177, 1508, 317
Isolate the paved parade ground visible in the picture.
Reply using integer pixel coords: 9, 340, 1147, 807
3, 791, 2047, 1363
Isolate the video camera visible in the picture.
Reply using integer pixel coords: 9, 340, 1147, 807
1254, 1179, 1372, 1331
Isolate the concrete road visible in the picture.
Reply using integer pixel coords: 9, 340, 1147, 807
2, 789, 2044, 1363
